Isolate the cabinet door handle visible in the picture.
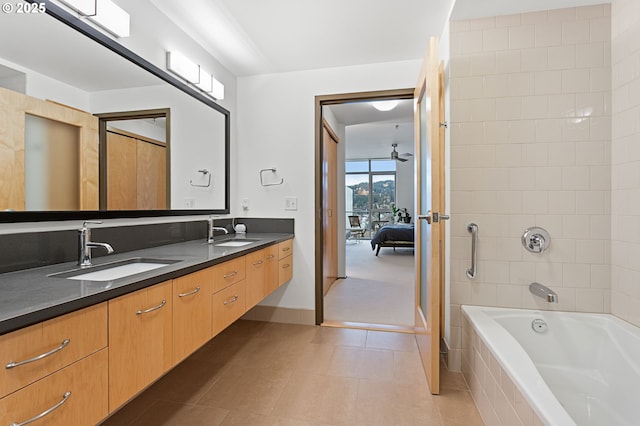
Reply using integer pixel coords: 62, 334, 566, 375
5, 339, 70, 369
253, 260, 264, 266
223, 295, 239, 305
282, 264, 291, 269
10, 391, 71, 426
223, 270, 238, 279
266, 255, 275, 259
136, 299, 166, 315
178, 286, 201, 298
282, 247, 290, 252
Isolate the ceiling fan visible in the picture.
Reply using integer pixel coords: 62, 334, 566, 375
391, 143, 413, 162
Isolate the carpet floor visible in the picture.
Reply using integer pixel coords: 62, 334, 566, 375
324, 240, 415, 327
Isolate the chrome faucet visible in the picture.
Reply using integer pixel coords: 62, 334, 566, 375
207, 217, 229, 243
78, 221, 114, 267
529, 282, 558, 303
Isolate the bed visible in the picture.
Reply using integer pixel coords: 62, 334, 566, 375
370, 223, 415, 256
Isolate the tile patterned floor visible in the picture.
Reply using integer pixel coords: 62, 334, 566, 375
100, 321, 483, 425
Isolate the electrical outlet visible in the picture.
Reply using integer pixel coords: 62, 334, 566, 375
241, 198, 249, 210
285, 196, 297, 211
184, 198, 195, 208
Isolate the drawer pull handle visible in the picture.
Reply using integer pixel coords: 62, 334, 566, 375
253, 260, 264, 266
283, 264, 291, 269
10, 391, 71, 426
223, 295, 239, 305
136, 299, 166, 315
223, 270, 238, 279
178, 286, 201, 298
5, 339, 70, 369
282, 247, 290, 252
266, 255, 275, 259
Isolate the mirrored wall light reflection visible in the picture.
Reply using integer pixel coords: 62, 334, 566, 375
166, 50, 225, 100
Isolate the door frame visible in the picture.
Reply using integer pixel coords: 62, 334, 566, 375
314, 88, 414, 325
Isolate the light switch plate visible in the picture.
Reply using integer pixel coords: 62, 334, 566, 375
285, 196, 297, 211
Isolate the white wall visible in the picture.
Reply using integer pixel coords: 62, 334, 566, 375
610, 0, 640, 327
449, 5, 612, 369
237, 60, 421, 312
395, 159, 415, 217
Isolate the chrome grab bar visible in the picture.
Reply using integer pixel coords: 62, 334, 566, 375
466, 223, 478, 279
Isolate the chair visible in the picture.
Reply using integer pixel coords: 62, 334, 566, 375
347, 215, 366, 241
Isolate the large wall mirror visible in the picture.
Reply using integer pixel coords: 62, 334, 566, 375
0, 1, 230, 222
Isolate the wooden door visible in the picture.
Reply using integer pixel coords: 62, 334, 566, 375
322, 122, 339, 296
414, 37, 444, 395
106, 131, 137, 210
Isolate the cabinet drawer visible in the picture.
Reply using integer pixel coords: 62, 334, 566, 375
212, 256, 246, 293
0, 303, 107, 398
212, 280, 246, 337
278, 255, 293, 286
278, 239, 293, 259
0, 348, 108, 426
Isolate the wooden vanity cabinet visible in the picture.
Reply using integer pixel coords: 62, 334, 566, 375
246, 249, 266, 309
172, 268, 214, 365
278, 239, 294, 286
211, 280, 247, 337
0, 303, 108, 426
0, 302, 107, 398
0, 349, 108, 426
108, 280, 173, 411
264, 245, 279, 295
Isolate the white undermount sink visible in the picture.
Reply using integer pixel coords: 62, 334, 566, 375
215, 240, 254, 247
51, 258, 179, 282
213, 238, 261, 247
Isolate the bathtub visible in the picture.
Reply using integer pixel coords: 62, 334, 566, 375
461, 305, 640, 426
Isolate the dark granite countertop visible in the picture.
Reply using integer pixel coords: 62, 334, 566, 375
0, 233, 293, 335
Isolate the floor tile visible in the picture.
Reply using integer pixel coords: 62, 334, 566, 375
271, 372, 359, 425
365, 330, 418, 352
100, 320, 484, 426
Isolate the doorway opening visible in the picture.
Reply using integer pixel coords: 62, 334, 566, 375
315, 88, 415, 330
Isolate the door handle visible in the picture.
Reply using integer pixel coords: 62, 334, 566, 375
417, 212, 432, 224
417, 211, 450, 224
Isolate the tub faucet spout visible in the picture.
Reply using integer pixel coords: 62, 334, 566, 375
529, 282, 558, 303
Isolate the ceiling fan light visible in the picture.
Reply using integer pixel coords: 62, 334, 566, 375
372, 100, 399, 111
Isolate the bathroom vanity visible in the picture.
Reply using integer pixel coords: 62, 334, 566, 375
0, 233, 293, 425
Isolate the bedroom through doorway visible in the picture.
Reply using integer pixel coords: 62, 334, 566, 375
320, 91, 416, 329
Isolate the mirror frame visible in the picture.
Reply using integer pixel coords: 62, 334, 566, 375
1, 0, 230, 222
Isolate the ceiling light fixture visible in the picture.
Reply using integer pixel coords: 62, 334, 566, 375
58, 0, 130, 38
166, 51, 200, 84
167, 51, 225, 101
372, 100, 399, 112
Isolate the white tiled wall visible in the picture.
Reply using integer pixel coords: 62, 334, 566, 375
449, 5, 612, 370
611, 0, 640, 327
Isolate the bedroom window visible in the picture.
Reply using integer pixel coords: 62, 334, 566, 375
346, 159, 396, 238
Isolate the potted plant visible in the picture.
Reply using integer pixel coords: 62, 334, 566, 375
396, 207, 411, 223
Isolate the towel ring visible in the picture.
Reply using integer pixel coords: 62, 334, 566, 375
260, 168, 284, 186
190, 169, 211, 188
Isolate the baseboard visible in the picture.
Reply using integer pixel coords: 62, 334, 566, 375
242, 305, 315, 325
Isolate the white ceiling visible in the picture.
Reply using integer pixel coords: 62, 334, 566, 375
150, 0, 455, 77
327, 100, 414, 160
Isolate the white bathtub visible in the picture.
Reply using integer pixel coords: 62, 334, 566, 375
461, 305, 640, 426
